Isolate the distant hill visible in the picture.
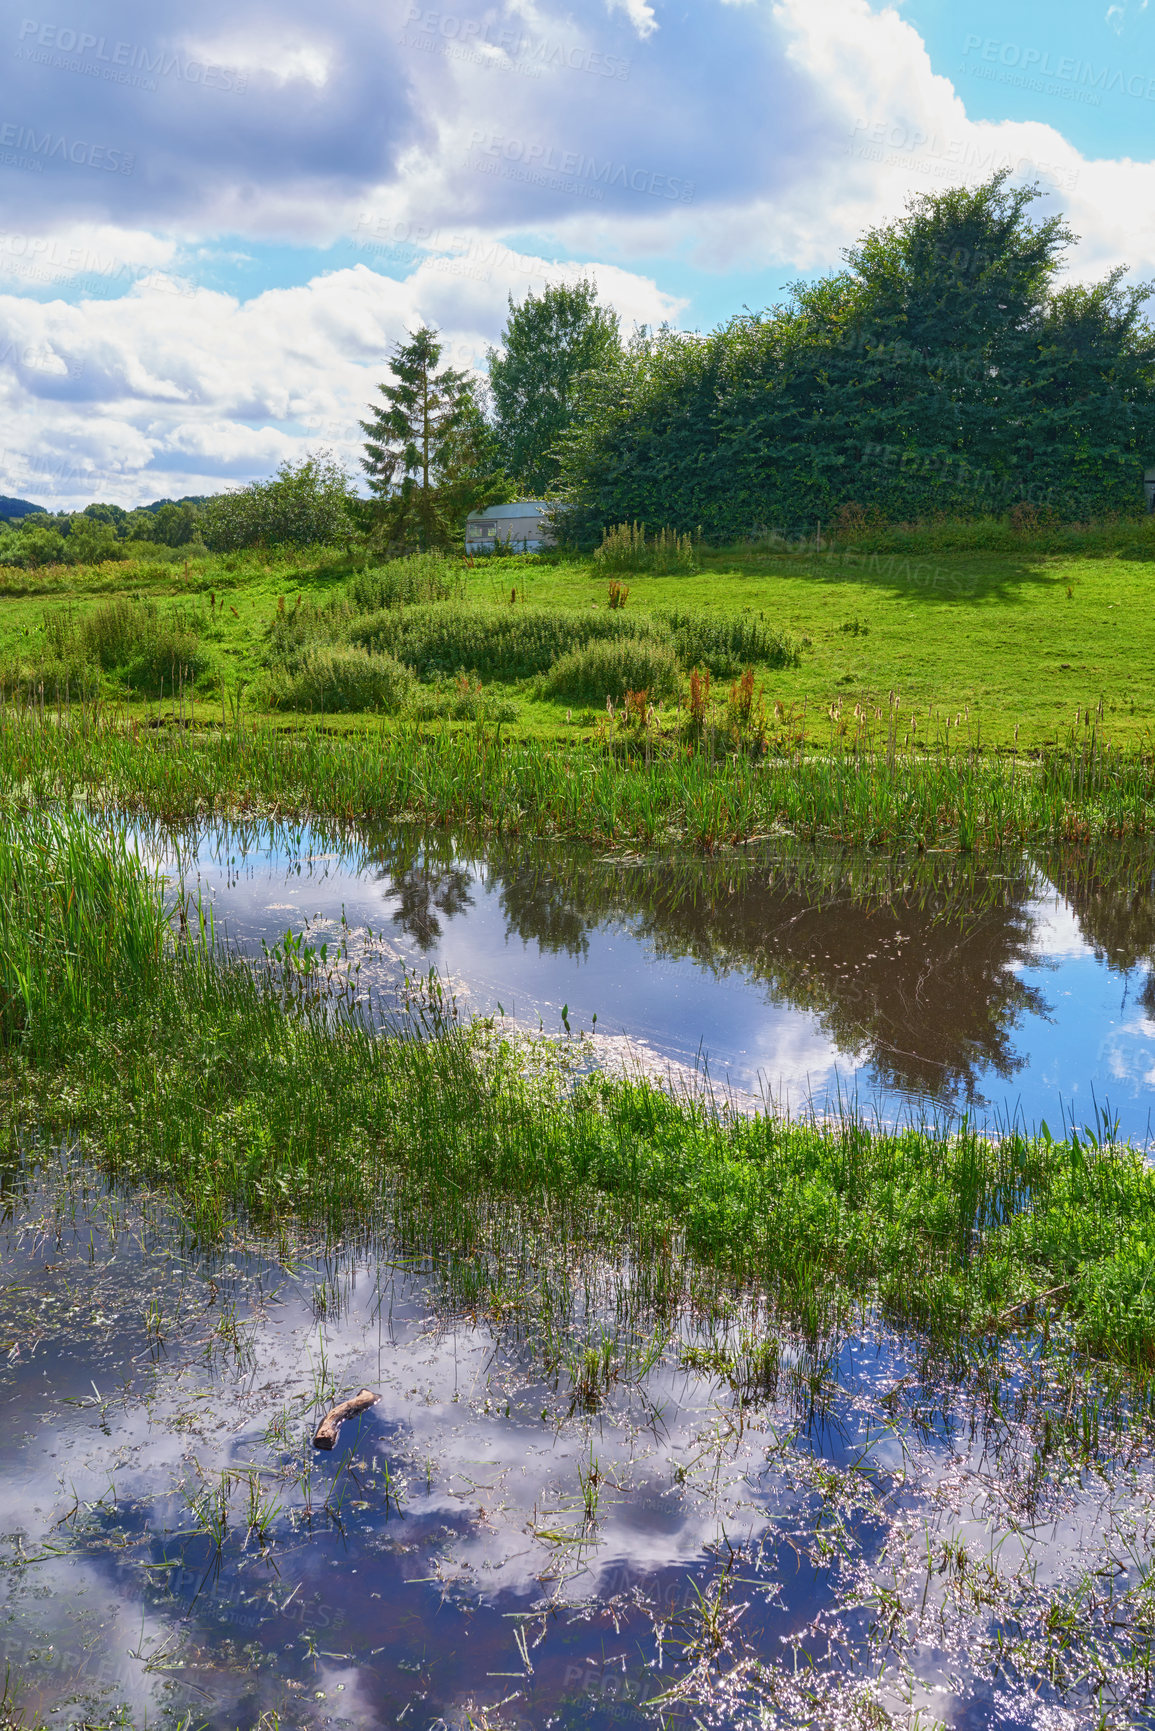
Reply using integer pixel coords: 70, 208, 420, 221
0, 496, 41, 520
138, 495, 212, 512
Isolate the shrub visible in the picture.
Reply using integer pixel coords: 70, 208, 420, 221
658, 608, 801, 674
261, 646, 414, 713
594, 522, 699, 575
409, 673, 518, 724
201, 454, 355, 552
78, 599, 207, 694
545, 637, 681, 703
347, 552, 460, 611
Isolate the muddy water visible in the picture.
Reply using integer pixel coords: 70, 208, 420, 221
2, 1171, 1154, 1730
157, 824, 1155, 1138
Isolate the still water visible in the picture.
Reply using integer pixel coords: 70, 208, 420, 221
159, 823, 1155, 1138
4, 827, 1155, 1730
2, 1171, 1153, 1730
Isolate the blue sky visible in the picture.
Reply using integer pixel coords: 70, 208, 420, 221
0, 0, 1152, 507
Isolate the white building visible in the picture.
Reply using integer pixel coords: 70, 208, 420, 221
464, 500, 555, 553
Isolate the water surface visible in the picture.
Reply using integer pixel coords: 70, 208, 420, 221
158, 824, 1155, 1138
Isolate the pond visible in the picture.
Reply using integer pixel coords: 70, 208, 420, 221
158, 822, 1155, 1139
2, 1165, 1155, 1730
4, 825, 1155, 1729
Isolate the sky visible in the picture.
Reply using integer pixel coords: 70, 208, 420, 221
0, 0, 1153, 509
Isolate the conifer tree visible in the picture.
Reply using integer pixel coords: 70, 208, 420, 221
360, 327, 475, 549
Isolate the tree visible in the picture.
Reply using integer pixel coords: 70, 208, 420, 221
360, 327, 484, 550
555, 175, 1155, 536
201, 453, 354, 552
488, 280, 621, 496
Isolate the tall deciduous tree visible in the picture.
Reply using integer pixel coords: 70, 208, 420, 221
488, 281, 621, 496
361, 326, 490, 550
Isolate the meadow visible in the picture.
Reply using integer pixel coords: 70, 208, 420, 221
0, 518, 1154, 752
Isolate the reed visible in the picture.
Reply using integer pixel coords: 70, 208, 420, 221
0, 703, 1151, 851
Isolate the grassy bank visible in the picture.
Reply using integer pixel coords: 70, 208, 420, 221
2, 527, 1155, 748
0, 702, 1151, 850
4, 812, 1155, 1387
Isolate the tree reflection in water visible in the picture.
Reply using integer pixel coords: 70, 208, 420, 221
359, 829, 1155, 1111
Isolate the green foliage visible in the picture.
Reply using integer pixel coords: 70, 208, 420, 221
658, 608, 801, 674
77, 598, 207, 692
346, 603, 662, 681
346, 551, 462, 611
201, 454, 355, 553
260, 645, 415, 713
488, 279, 621, 495
556, 175, 1155, 539
360, 327, 510, 551
594, 522, 700, 574
545, 636, 681, 702
0, 813, 169, 1061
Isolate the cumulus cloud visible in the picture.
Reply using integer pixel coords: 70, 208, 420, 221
0, 253, 680, 506
2, 0, 1154, 504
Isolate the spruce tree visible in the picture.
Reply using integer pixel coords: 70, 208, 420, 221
360, 327, 474, 550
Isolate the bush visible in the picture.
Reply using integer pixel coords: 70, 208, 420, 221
261, 646, 414, 713
201, 455, 355, 552
409, 674, 518, 724
594, 523, 699, 575
545, 637, 681, 703
347, 605, 662, 681
78, 599, 207, 694
658, 608, 801, 674
347, 552, 460, 610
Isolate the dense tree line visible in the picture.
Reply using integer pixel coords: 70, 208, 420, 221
552, 176, 1155, 540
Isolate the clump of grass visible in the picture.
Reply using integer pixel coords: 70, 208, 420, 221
595, 523, 699, 575
259, 645, 415, 714
78, 598, 207, 693
408, 673, 518, 724
545, 637, 681, 703
347, 604, 664, 682
346, 552, 461, 611
0, 813, 169, 1061
658, 608, 801, 675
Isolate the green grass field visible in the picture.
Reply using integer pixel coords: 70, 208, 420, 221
2, 535, 1154, 748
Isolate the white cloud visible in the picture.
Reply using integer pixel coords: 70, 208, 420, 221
0, 253, 679, 506
3, 0, 1155, 504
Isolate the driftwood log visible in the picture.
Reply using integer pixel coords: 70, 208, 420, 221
312, 1388, 379, 1450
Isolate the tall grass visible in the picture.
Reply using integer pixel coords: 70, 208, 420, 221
0, 812, 169, 1061
545, 637, 681, 703
258, 645, 415, 713
0, 704, 1150, 852
346, 604, 664, 681
595, 523, 700, 574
